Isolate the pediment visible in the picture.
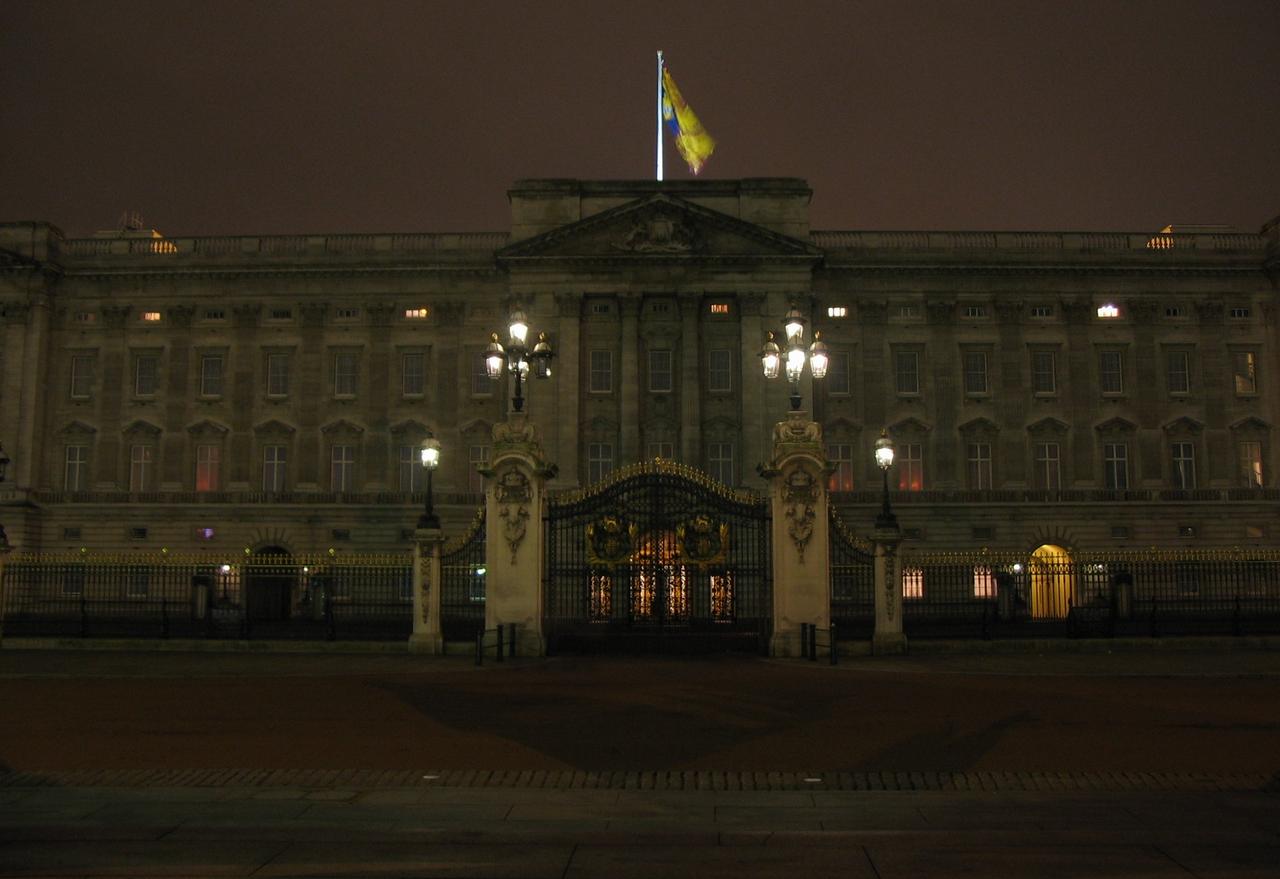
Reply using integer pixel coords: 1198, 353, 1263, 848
888, 417, 931, 435
1230, 416, 1271, 433
121, 418, 162, 437
1026, 416, 1070, 435
320, 418, 365, 435
389, 418, 431, 435
824, 416, 863, 433
958, 416, 999, 435
1095, 416, 1137, 433
458, 418, 492, 437
497, 194, 822, 265
186, 418, 230, 436
57, 419, 98, 436
254, 418, 296, 435
1162, 416, 1204, 435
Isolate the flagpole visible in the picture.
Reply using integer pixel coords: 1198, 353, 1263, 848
656, 50, 664, 181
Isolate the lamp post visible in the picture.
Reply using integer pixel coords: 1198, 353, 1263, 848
486, 305, 554, 413
874, 429, 897, 530
418, 435, 441, 530
759, 304, 828, 410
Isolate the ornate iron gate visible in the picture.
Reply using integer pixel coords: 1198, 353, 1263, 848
829, 508, 875, 638
440, 508, 487, 641
544, 460, 771, 653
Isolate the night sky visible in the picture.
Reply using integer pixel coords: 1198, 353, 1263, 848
3, 0, 1277, 238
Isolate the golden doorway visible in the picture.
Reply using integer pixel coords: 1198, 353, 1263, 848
1030, 544, 1074, 619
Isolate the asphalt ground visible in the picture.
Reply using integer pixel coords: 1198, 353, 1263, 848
1, 645, 1278, 877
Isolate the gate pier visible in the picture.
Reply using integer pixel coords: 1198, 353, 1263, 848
409, 527, 444, 654
763, 413, 831, 657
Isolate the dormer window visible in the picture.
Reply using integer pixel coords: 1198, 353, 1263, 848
142, 311, 162, 322
404, 307, 430, 319
708, 302, 730, 316
827, 306, 847, 318
1096, 304, 1120, 319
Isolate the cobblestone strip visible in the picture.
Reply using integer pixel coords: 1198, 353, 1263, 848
0, 768, 1272, 792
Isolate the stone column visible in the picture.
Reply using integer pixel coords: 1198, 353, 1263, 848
554, 293, 582, 486
738, 293, 767, 489
679, 297, 701, 465
618, 296, 641, 466
483, 414, 555, 655
871, 520, 907, 655
763, 412, 830, 657
408, 526, 444, 654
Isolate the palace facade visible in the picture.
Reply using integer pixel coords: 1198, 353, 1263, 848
1, 178, 1277, 556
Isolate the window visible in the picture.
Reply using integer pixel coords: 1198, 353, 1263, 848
647, 441, 675, 460
263, 445, 287, 492
333, 352, 358, 396
589, 350, 612, 393
1030, 305, 1053, 318
1167, 351, 1190, 395
963, 352, 988, 395
398, 445, 423, 492
587, 443, 614, 483
973, 566, 996, 598
896, 304, 919, 319
129, 444, 154, 492
963, 304, 987, 319
202, 308, 225, 321
402, 353, 425, 396
708, 443, 734, 485
1096, 303, 1120, 318
708, 302, 730, 315
468, 445, 490, 493
895, 351, 920, 395
1103, 443, 1128, 490
269, 308, 292, 320
74, 311, 96, 323
1034, 442, 1061, 491
1165, 305, 1183, 318
331, 445, 355, 492
827, 443, 854, 491
70, 355, 94, 399
827, 306, 847, 318
1099, 351, 1124, 395
648, 350, 672, 393
708, 349, 732, 392
266, 353, 290, 397
967, 443, 992, 489
472, 353, 492, 395
64, 446, 88, 491
1239, 441, 1263, 487
195, 444, 220, 492
200, 355, 224, 397
902, 567, 924, 599
1233, 351, 1257, 395
589, 301, 613, 315
1031, 351, 1056, 395
826, 351, 850, 395
1171, 442, 1196, 490
335, 306, 360, 319
1230, 306, 1251, 319
142, 311, 162, 322
404, 307, 430, 320
134, 354, 158, 397
898, 442, 923, 491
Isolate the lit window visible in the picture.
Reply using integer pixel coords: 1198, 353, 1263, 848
1233, 351, 1257, 395
1171, 442, 1196, 490
973, 566, 996, 598
708, 349, 732, 392
898, 442, 923, 491
589, 350, 613, 393
709, 303, 730, 315
902, 567, 924, 599
142, 311, 162, 322
404, 307, 430, 319
402, 353, 425, 396
1096, 304, 1120, 318
195, 444, 220, 492
196, 527, 215, 541
1239, 442, 1263, 487
827, 443, 854, 492
827, 306, 847, 318
648, 350, 673, 393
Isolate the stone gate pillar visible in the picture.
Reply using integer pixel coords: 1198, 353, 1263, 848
762, 412, 831, 657
872, 522, 907, 655
483, 415, 556, 656
408, 527, 444, 654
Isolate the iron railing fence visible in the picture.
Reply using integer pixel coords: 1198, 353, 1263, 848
898, 549, 1280, 638
0, 552, 412, 641
440, 508, 486, 641
829, 508, 875, 639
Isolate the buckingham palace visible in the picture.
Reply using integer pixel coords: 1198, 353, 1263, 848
1, 178, 1277, 559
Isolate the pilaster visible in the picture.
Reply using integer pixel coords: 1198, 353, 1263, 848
618, 296, 641, 466
762, 411, 830, 657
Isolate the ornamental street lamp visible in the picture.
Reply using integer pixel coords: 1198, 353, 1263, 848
486, 305, 554, 413
418, 434, 441, 530
759, 305, 828, 410
874, 429, 898, 530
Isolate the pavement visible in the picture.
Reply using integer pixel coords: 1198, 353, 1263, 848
1, 643, 1278, 877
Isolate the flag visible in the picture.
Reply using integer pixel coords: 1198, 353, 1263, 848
661, 66, 716, 175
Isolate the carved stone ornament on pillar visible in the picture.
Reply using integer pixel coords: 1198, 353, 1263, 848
882, 542, 898, 622
418, 554, 432, 625
495, 465, 531, 564
781, 465, 818, 563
